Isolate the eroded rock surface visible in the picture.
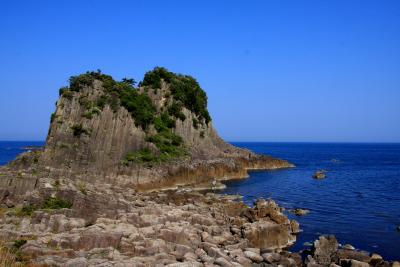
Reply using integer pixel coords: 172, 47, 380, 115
0, 177, 299, 266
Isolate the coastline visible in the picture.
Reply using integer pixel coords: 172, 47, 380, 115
1, 173, 397, 266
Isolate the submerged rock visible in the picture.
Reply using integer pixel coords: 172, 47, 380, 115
313, 170, 326, 179
289, 208, 310, 216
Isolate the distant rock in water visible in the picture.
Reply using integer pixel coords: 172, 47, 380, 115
313, 170, 326, 179
289, 208, 310, 216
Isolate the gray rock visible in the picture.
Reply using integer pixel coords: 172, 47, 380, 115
65, 257, 88, 267
244, 250, 263, 263
342, 244, 355, 250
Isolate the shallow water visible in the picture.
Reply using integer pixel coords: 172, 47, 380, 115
222, 142, 400, 260
0, 141, 44, 166
1, 141, 399, 259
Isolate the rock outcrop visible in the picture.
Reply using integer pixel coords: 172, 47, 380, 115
303, 235, 397, 267
2, 68, 293, 195
0, 176, 300, 266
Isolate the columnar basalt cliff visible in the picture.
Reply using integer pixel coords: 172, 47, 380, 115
7, 68, 293, 190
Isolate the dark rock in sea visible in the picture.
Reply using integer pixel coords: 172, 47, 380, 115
313, 170, 326, 179
289, 208, 310, 216
397, 225, 400, 232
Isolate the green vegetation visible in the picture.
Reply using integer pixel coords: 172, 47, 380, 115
42, 197, 72, 210
77, 181, 87, 195
15, 205, 36, 217
70, 124, 89, 137
167, 102, 186, 121
12, 240, 27, 250
123, 148, 158, 164
141, 67, 211, 124
50, 112, 57, 123
59, 86, 73, 99
119, 88, 156, 129
145, 131, 185, 158
14, 197, 72, 217
192, 118, 199, 129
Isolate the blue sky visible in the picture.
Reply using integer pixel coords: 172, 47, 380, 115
0, 0, 399, 142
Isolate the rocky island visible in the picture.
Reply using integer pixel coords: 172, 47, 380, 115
0, 68, 397, 266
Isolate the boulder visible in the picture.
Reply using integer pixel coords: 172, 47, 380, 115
242, 220, 296, 250
311, 235, 338, 265
244, 250, 263, 263
313, 171, 326, 179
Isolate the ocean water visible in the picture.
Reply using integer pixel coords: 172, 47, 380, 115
0, 141, 45, 166
0, 141, 399, 259
223, 142, 400, 260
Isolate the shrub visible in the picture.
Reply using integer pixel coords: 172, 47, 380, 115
145, 130, 184, 158
0, 239, 25, 267
70, 124, 89, 137
142, 67, 211, 124
119, 88, 156, 129
168, 102, 186, 121
59, 87, 73, 99
13, 240, 27, 250
15, 205, 36, 217
42, 197, 72, 210
141, 67, 174, 89
124, 148, 158, 164
50, 112, 57, 123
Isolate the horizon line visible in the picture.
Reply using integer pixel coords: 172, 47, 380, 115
1, 140, 400, 144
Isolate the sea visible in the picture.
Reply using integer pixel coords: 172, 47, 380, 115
0, 141, 399, 259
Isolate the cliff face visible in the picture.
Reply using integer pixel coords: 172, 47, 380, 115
8, 68, 293, 190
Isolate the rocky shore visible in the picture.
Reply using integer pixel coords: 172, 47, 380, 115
1, 176, 398, 266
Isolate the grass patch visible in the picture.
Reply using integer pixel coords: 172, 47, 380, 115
0, 239, 25, 266
42, 197, 72, 210
15, 205, 36, 217
77, 181, 87, 195
123, 148, 158, 164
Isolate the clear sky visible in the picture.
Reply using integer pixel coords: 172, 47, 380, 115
0, 0, 399, 142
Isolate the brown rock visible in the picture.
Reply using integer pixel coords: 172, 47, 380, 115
311, 235, 339, 265
243, 250, 263, 263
